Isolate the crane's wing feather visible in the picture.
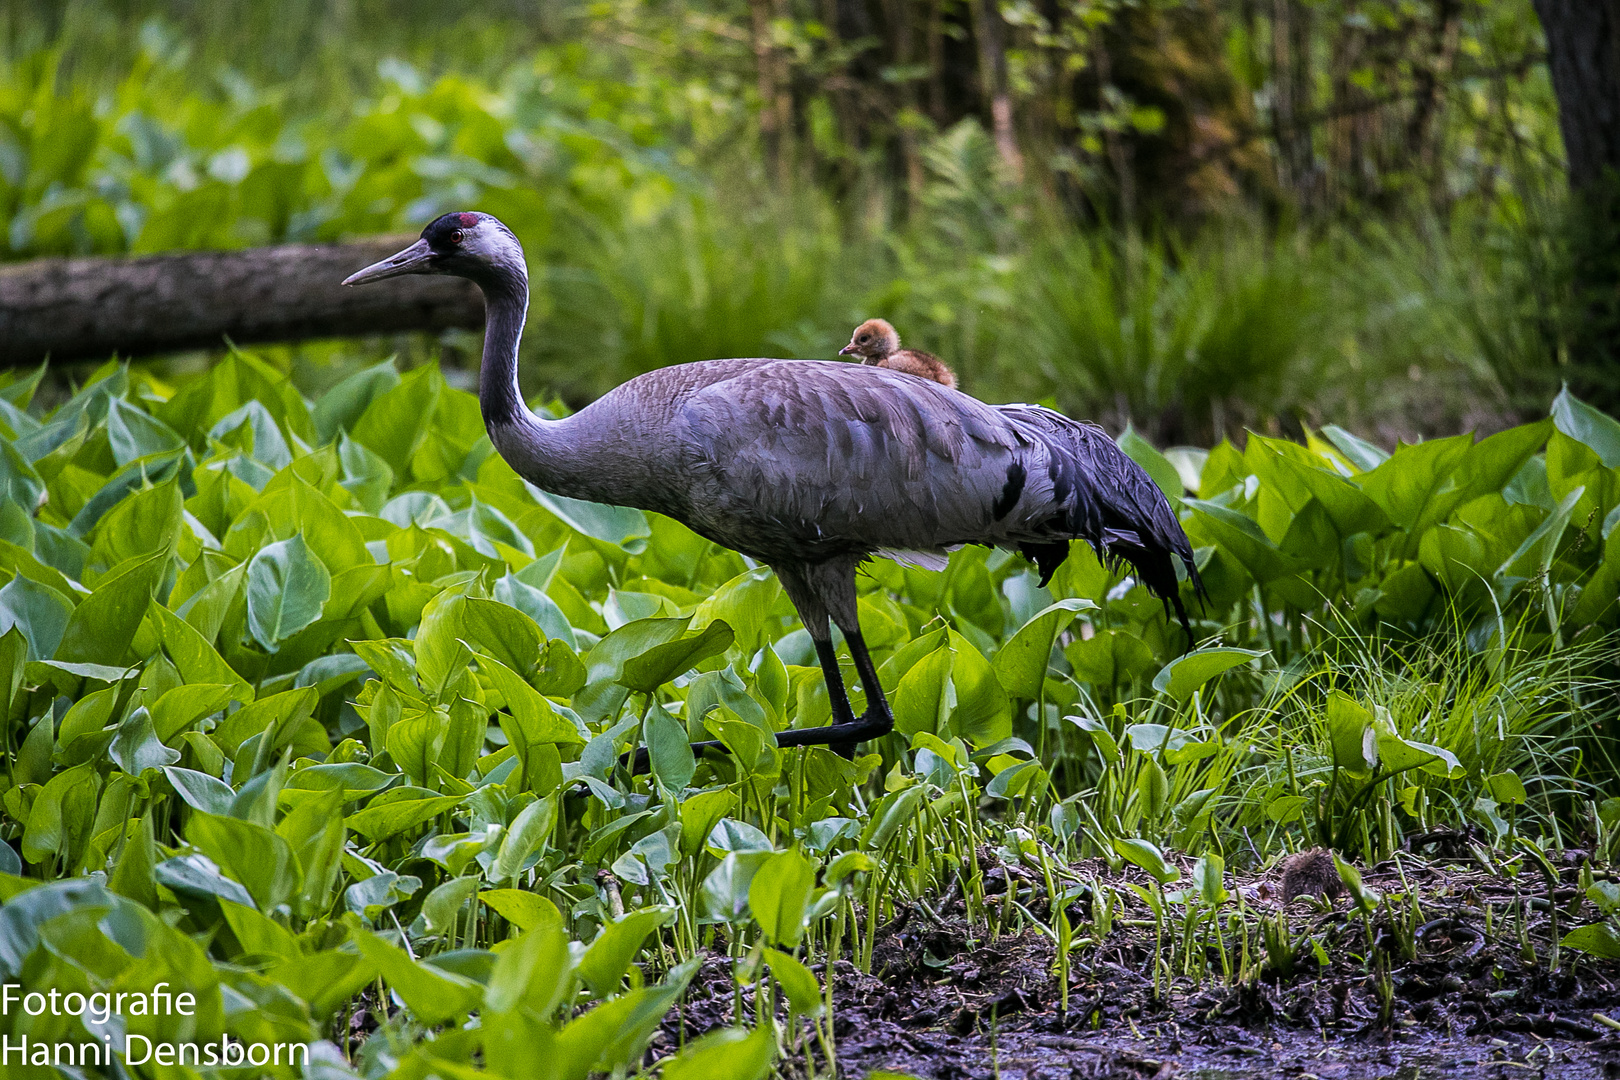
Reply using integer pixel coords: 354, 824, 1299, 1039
676, 361, 1203, 632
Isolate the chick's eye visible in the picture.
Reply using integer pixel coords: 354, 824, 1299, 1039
450, 229, 465, 244
858, 335, 870, 343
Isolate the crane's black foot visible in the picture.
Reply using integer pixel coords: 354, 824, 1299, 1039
621, 713, 895, 774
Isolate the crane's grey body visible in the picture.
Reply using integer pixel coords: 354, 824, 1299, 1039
346, 212, 1202, 765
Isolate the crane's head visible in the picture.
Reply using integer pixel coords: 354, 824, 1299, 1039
840, 318, 900, 363
343, 212, 526, 289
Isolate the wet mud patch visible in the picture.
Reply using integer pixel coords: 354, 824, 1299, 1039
659, 853, 1620, 1078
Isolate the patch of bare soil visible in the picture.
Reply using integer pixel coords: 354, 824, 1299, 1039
658, 852, 1620, 1079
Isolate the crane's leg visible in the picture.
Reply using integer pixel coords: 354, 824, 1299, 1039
770, 559, 894, 756
626, 559, 893, 774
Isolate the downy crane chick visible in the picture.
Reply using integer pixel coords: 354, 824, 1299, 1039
841, 318, 958, 389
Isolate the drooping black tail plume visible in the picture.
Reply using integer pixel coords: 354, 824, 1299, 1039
1012, 411, 1206, 647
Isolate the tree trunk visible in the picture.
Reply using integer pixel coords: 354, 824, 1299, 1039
0, 237, 483, 368
971, 0, 1023, 179
1533, 0, 1620, 409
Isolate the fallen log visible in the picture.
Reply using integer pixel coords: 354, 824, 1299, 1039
0, 237, 484, 367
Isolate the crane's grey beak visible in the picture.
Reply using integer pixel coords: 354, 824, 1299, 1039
342, 238, 434, 286
838, 343, 858, 356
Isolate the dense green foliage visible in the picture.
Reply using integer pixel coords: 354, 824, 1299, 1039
0, 353, 1617, 1075
0, 1, 1575, 441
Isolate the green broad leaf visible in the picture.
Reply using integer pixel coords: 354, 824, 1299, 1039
386, 708, 452, 788
1185, 499, 1303, 583
0, 573, 72, 661
20, 762, 98, 865
1485, 770, 1528, 806
1359, 434, 1473, 531
1113, 837, 1180, 884
860, 783, 927, 854
679, 789, 736, 857
0, 625, 26, 716
1265, 794, 1309, 823
480, 890, 564, 934
824, 850, 876, 889
315, 361, 402, 444
893, 642, 953, 739
576, 906, 677, 998
185, 812, 302, 912
162, 766, 235, 815
154, 853, 257, 909
493, 572, 577, 649
419, 876, 480, 935
351, 924, 483, 1025
267, 947, 380, 1020
943, 630, 1009, 747
219, 898, 300, 960
284, 761, 395, 795
574, 616, 690, 723
1417, 525, 1490, 593
485, 921, 573, 1019
986, 757, 1046, 800
1135, 757, 1169, 819
1375, 732, 1464, 779
1326, 692, 1377, 777
245, 534, 331, 650
1331, 852, 1382, 913
345, 870, 422, 920
1152, 647, 1265, 703
765, 947, 823, 1017
413, 590, 477, 698
1192, 852, 1229, 905
1248, 435, 1391, 538
530, 488, 652, 550
992, 599, 1094, 699
493, 794, 557, 883
1321, 425, 1390, 472
349, 364, 442, 472
1065, 628, 1156, 687
90, 477, 183, 568
460, 596, 543, 674
749, 847, 816, 948
54, 551, 167, 665
1118, 424, 1183, 498
1552, 387, 1620, 466
107, 811, 158, 909
619, 620, 734, 692
1559, 923, 1620, 960
701, 851, 775, 924
149, 683, 236, 742
15, 711, 54, 788
646, 701, 697, 792
108, 706, 180, 775
662, 1025, 776, 1080
1498, 486, 1583, 580
480, 651, 583, 782
346, 792, 464, 841
104, 396, 185, 465
555, 960, 698, 1079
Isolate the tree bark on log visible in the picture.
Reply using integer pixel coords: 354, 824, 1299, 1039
0, 237, 484, 368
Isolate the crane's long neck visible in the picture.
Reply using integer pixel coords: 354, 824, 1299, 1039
477, 274, 531, 430
474, 269, 612, 504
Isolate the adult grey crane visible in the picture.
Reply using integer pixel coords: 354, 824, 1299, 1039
344, 211, 1203, 764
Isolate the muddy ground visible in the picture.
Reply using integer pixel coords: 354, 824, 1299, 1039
659, 849, 1620, 1079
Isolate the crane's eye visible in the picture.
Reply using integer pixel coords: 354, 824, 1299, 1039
450, 229, 465, 244
858, 334, 870, 343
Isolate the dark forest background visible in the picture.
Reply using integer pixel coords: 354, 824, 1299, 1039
2, 0, 1616, 445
